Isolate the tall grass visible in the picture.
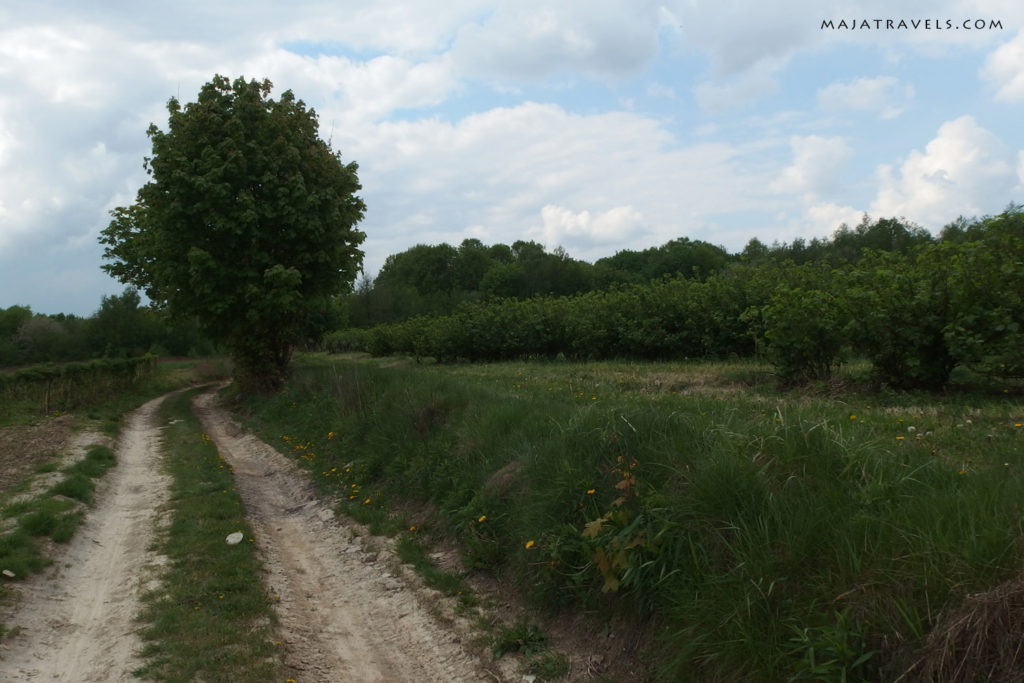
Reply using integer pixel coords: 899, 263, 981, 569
242, 354, 1024, 680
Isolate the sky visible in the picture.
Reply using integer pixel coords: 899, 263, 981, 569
1, 1, 1022, 316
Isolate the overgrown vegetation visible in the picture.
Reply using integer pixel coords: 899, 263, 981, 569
134, 389, 282, 681
328, 206, 1024, 395
0, 356, 230, 426
242, 354, 1024, 680
0, 288, 216, 369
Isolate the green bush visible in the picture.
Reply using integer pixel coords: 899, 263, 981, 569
845, 249, 956, 389
943, 208, 1024, 380
747, 264, 849, 384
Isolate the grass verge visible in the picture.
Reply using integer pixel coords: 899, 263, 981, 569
133, 388, 281, 682
240, 353, 1024, 680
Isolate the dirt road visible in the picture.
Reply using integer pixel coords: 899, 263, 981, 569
192, 388, 488, 682
0, 388, 492, 681
0, 394, 172, 681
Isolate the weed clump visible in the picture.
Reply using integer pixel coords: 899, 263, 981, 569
904, 577, 1024, 682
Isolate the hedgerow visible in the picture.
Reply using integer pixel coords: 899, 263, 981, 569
0, 356, 157, 417
327, 207, 1024, 390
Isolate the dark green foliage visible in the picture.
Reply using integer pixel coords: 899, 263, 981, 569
84, 289, 165, 358
332, 209, 1024, 392
594, 236, 730, 285
744, 263, 850, 384
830, 215, 933, 262
331, 273, 762, 363
845, 249, 956, 389
943, 207, 1024, 380
100, 75, 365, 393
0, 297, 214, 369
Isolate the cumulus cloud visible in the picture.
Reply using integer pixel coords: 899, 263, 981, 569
817, 76, 915, 118
871, 115, 1022, 226
533, 204, 645, 249
770, 135, 854, 197
450, 0, 662, 81
337, 101, 778, 272
241, 50, 459, 125
806, 202, 865, 234
981, 28, 1024, 101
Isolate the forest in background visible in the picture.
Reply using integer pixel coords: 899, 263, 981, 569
343, 212, 934, 328
5, 205, 1021, 390
0, 289, 215, 368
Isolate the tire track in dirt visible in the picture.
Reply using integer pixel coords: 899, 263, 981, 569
191, 388, 490, 682
0, 393, 174, 682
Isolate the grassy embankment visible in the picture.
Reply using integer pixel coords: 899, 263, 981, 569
241, 353, 1024, 681
132, 388, 282, 681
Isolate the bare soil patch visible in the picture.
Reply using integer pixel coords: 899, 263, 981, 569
0, 415, 78, 496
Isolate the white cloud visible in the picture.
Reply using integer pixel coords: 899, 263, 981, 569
806, 202, 865, 233
533, 204, 645, 248
771, 135, 854, 197
871, 115, 1021, 225
242, 50, 459, 124
670, 0, 810, 77
817, 76, 915, 118
450, 0, 661, 81
338, 101, 779, 272
981, 28, 1024, 101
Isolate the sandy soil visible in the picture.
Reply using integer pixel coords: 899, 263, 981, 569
191, 388, 490, 682
0, 388, 498, 681
0, 384, 651, 682
0, 394, 173, 681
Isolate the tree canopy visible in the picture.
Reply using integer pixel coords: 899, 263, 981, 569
100, 75, 366, 392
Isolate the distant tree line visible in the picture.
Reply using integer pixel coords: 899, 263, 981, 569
340, 213, 936, 329
328, 206, 1024, 390
0, 288, 215, 368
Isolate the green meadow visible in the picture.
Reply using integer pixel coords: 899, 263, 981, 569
240, 353, 1024, 681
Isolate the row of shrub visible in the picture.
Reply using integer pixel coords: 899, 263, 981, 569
326, 269, 761, 361
326, 208, 1024, 389
0, 355, 158, 418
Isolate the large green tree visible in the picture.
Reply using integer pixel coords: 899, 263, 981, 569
100, 75, 366, 392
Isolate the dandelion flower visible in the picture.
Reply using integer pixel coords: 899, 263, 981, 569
586, 489, 595, 495
477, 515, 487, 523
525, 540, 535, 549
